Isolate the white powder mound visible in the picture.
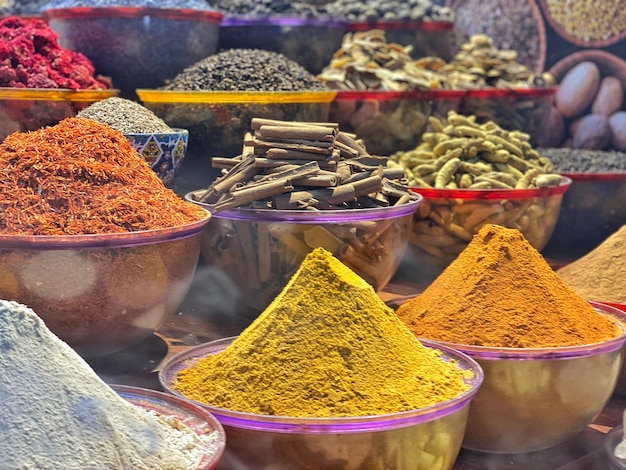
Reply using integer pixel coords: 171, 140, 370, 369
0, 300, 220, 470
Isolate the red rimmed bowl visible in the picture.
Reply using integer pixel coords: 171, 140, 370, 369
113, 384, 226, 470
0, 212, 210, 357
159, 336, 484, 470
406, 177, 571, 284
424, 301, 626, 454
43, 6, 223, 98
328, 89, 433, 156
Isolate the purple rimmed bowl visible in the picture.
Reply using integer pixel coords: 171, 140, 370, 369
424, 301, 626, 454
0, 212, 210, 357
113, 384, 226, 470
186, 190, 421, 313
159, 336, 484, 470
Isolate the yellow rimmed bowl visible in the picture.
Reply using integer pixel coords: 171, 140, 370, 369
136, 89, 336, 160
0, 87, 118, 141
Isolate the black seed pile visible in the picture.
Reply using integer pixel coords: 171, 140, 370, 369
161, 49, 327, 91
209, 0, 453, 21
540, 148, 626, 174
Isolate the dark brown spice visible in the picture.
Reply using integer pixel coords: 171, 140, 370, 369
0, 117, 207, 235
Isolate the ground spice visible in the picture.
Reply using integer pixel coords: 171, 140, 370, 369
0, 16, 111, 90
396, 224, 621, 348
0, 299, 221, 469
0, 117, 207, 235
174, 247, 470, 417
557, 225, 626, 305
77, 97, 173, 134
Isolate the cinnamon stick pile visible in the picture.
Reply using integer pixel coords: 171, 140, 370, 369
194, 118, 418, 212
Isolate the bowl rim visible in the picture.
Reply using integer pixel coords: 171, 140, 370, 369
221, 16, 345, 27
123, 128, 189, 138
158, 336, 484, 433
423, 301, 626, 360
43, 6, 223, 22
0, 87, 119, 101
136, 89, 337, 104
0, 210, 210, 249
409, 176, 572, 200
346, 19, 454, 32
560, 172, 626, 181
111, 384, 226, 470
185, 190, 422, 221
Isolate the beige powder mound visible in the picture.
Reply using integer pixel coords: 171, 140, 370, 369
0, 299, 219, 470
557, 225, 626, 304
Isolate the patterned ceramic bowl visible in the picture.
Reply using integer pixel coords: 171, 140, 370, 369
125, 128, 189, 185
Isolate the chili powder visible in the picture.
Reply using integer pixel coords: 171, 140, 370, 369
0, 117, 207, 235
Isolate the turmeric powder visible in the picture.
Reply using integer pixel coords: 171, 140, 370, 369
173, 247, 470, 417
396, 224, 621, 348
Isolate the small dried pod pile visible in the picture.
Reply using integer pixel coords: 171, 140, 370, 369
389, 110, 567, 260
389, 110, 562, 190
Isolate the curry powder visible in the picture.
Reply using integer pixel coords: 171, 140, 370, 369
174, 248, 470, 417
396, 224, 621, 348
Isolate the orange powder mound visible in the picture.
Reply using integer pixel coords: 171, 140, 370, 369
396, 224, 621, 348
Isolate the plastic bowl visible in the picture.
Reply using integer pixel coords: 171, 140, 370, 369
137, 90, 336, 159
113, 384, 226, 470
346, 20, 455, 61
429, 301, 626, 454
43, 7, 223, 98
218, 17, 346, 74
0, 213, 210, 357
0, 87, 118, 141
328, 90, 433, 156
159, 336, 483, 470
457, 87, 557, 147
186, 191, 421, 312
124, 128, 189, 185
543, 172, 626, 260
606, 425, 626, 469
405, 178, 571, 284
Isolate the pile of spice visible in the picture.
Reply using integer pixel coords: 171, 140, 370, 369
0, 16, 111, 90
396, 224, 621, 348
0, 117, 207, 235
162, 49, 326, 92
173, 247, 470, 417
539, 147, 626, 174
451, 0, 545, 72
78, 97, 173, 134
557, 225, 626, 305
0, 299, 221, 469
318, 31, 551, 92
